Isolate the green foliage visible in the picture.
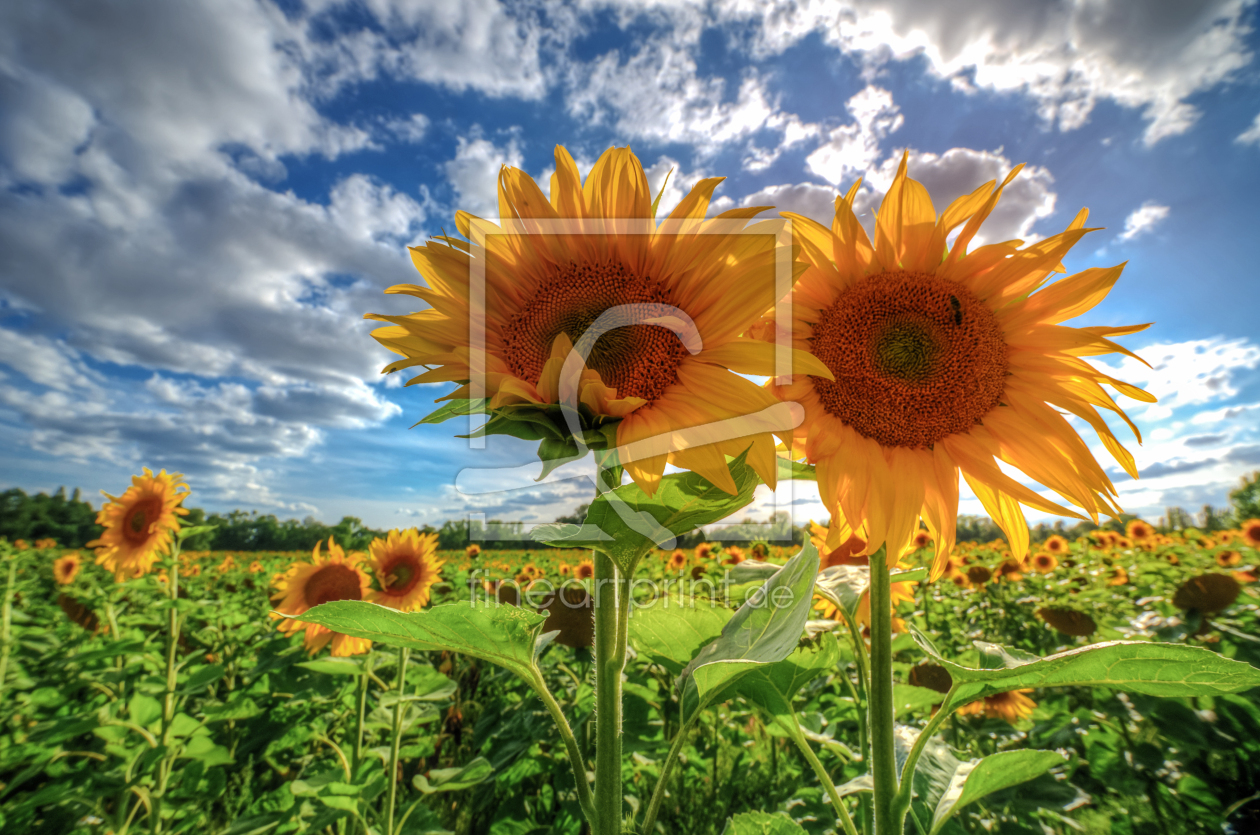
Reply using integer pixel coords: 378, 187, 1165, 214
1230, 470, 1260, 521
0, 486, 102, 547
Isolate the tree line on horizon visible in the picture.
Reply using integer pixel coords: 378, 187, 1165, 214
3, 472, 1260, 552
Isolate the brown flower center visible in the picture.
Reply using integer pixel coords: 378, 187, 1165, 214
122, 498, 164, 545
304, 563, 363, 607
810, 271, 1009, 448
502, 260, 690, 404
381, 556, 421, 595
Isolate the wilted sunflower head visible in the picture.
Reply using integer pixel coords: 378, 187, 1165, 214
368, 529, 445, 613
369, 144, 835, 498
765, 155, 1149, 576
53, 552, 82, 585
966, 565, 993, 586
537, 585, 594, 649
1037, 607, 1097, 637
1173, 573, 1241, 615
271, 538, 372, 657
908, 663, 953, 694
87, 468, 190, 582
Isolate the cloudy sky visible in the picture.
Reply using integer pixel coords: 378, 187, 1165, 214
2, 0, 1260, 535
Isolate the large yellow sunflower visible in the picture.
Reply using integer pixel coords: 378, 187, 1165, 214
272, 538, 373, 657
368, 528, 445, 612
87, 468, 189, 581
368, 145, 831, 496
769, 155, 1152, 577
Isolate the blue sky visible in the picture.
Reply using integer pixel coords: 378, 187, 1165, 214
2, 0, 1260, 533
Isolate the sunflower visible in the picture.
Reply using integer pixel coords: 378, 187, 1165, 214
910, 530, 932, 550
368, 145, 832, 497
35, 538, 57, 550
53, 552, 82, 585
249, 561, 264, 574
1106, 566, 1129, 586
1216, 550, 1243, 568
966, 565, 993, 587
272, 538, 373, 656
1241, 519, 1260, 548
368, 529, 444, 612
1037, 607, 1097, 636
87, 469, 190, 581
722, 546, 746, 565
811, 517, 916, 630
957, 689, 1036, 724
13, 539, 29, 551
668, 549, 688, 570
466, 543, 482, 559
1173, 573, 1240, 615
696, 543, 715, 561
1125, 519, 1155, 540
558, 562, 572, 576
1042, 535, 1070, 555
809, 518, 869, 568
574, 560, 595, 581
767, 156, 1149, 575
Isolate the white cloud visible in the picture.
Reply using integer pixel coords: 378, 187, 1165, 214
740, 182, 839, 226
1093, 338, 1260, 422
1236, 112, 1260, 146
806, 85, 903, 186
725, 0, 1254, 145
444, 134, 524, 220
1116, 201, 1170, 242
382, 113, 430, 144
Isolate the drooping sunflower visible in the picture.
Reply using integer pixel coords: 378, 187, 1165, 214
769, 155, 1150, 576
272, 538, 373, 657
957, 689, 1037, 723
87, 468, 190, 581
53, 552, 82, 585
368, 145, 831, 496
367, 529, 445, 612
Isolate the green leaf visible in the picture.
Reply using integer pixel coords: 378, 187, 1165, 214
416, 398, 487, 426
412, 756, 494, 793
720, 811, 809, 835
176, 524, 218, 544
728, 632, 841, 721
894, 684, 947, 718
184, 663, 225, 692
909, 627, 1260, 702
291, 601, 548, 680
678, 542, 820, 718
129, 693, 162, 728
776, 459, 817, 481
627, 600, 732, 675
203, 698, 261, 722
929, 749, 1069, 835
534, 448, 762, 572
296, 657, 363, 676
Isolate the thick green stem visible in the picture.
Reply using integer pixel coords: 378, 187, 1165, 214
532, 669, 597, 824
386, 646, 410, 835
783, 718, 860, 835
0, 551, 17, 712
593, 551, 626, 835
867, 548, 898, 834
151, 547, 182, 834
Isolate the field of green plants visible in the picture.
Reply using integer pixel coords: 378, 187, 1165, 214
3, 525, 1259, 835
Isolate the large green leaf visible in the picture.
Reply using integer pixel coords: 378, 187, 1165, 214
909, 627, 1260, 702
727, 632, 841, 721
412, 756, 494, 793
678, 543, 820, 718
721, 811, 809, 835
415, 397, 487, 426
290, 601, 547, 679
627, 601, 732, 675
929, 749, 1069, 835
533, 449, 761, 571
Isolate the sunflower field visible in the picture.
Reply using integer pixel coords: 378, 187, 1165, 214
6, 147, 1260, 835
3, 519, 1260, 835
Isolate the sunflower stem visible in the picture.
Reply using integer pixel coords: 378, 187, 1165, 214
386, 645, 409, 835
867, 546, 899, 834
152, 539, 182, 834
0, 548, 17, 713
892, 688, 959, 828
354, 652, 371, 773
531, 668, 597, 824
593, 551, 627, 835
781, 713, 860, 835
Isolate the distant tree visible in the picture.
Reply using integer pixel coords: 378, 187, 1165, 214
0, 486, 102, 547
1230, 471, 1260, 522
554, 504, 590, 525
